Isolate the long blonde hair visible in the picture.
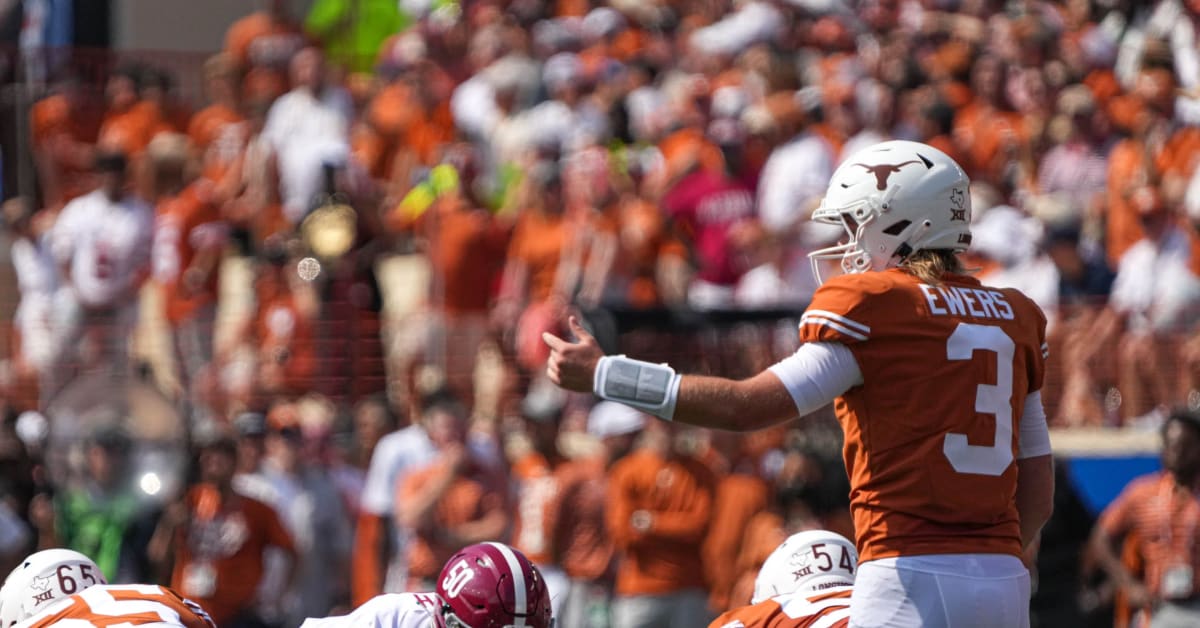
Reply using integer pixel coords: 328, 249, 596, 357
899, 249, 965, 285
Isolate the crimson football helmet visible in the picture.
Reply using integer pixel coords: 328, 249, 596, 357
436, 542, 553, 628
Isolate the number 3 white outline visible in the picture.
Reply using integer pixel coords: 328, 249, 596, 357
942, 323, 1015, 477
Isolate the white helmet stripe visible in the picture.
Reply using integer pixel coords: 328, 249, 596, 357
486, 542, 527, 626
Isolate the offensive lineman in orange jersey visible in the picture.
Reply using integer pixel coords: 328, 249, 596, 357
544, 140, 1054, 628
0, 549, 213, 628
711, 530, 857, 628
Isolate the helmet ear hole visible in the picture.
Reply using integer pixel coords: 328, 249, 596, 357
881, 220, 911, 236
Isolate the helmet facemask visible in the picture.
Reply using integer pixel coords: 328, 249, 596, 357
809, 189, 933, 283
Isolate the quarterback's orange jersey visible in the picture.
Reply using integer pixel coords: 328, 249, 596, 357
799, 269, 1047, 562
17, 584, 215, 628
709, 586, 853, 628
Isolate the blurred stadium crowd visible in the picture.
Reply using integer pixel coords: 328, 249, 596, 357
1, 0, 1200, 626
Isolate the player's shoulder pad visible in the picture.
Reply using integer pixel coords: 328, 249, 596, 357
816, 270, 901, 297
802, 272, 898, 344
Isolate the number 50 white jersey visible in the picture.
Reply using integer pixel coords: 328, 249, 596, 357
300, 592, 444, 628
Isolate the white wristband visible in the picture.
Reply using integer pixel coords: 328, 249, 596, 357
593, 355, 682, 421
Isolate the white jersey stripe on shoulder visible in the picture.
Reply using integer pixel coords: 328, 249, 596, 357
486, 543, 526, 626
800, 318, 869, 342
810, 607, 853, 628
802, 310, 871, 333
779, 588, 852, 619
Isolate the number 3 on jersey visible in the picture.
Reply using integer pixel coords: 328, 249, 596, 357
943, 323, 1015, 477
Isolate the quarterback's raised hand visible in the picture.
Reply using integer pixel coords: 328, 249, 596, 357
542, 316, 604, 393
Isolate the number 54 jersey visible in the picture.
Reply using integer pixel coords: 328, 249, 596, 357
799, 269, 1048, 562
14, 585, 215, 628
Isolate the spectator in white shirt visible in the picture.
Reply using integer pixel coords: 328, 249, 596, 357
4, 197, 71, 388
522, 52, 610, 155
972, 205, 1062, 332
262, 47, 354, 224
754, 91, 839, 298
235, 403, 352, 625
353, 388, 502, 599
1085, 186, 1200, 424
49, 148, 153, 387
687, 0, 783, 58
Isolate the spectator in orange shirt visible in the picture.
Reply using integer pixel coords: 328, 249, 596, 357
29, 77, 100, 211
553, 401, 646, 628
134, 67, 189, 139
914, 97, 966, 172
495, 162, 581, 378
607, 421, 717, 628
589, 153, 681, 308
1091, 409, 1200, 625
150, 428, 296, 628
702, 432, 770, 614
224, 0, 308, 98
97, 66, 156, 159
728, 443, 851, 608
397, 394, 509, 591
390, 143, 511, 406
258, 249, 319, 398
148, 134, 228, 421
361, 40, 455, 195
953, 53, 1025, 184
189, 54, 245, 183
221, 95, 287, 250
218, 246, 318, 408
510, 382, 571, 616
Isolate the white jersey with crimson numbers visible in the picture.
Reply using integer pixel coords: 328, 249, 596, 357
50, 189, 153, 308
12, 584, 215, 628
299, 592, 444, 628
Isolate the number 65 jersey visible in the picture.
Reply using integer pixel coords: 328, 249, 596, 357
14, 585, 215, 628
799, 268, 1048, 562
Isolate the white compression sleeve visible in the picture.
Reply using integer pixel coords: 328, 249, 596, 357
1018, 391, 1052, 459
767, 342, 863, 416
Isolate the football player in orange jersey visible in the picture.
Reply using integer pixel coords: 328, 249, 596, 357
711, 530, 857, 628
544, 140, 1055, 627
0, 549, 213, 628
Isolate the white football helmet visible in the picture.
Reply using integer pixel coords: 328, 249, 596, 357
0, 549, 106, 626
809, 140, 971, 283
751, 529, 857, 604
